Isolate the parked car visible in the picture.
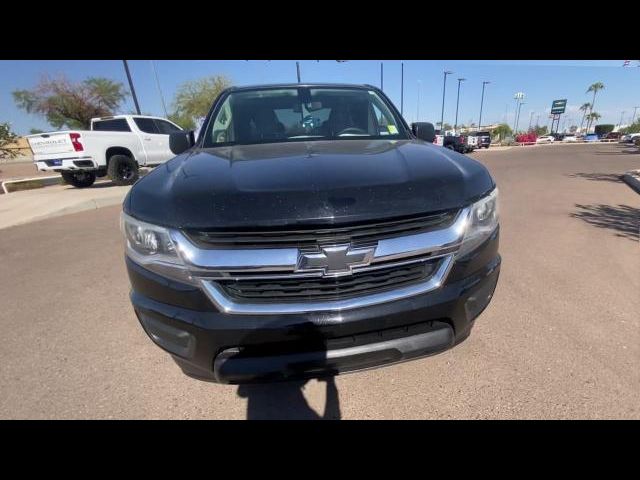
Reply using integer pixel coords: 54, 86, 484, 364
27, 115, 183, 188
584, 134, 599, 142
562, 135, 578, 142
536, 135, 555, 143
620, 133, 640, 143
604, 132, 622, 140
123, 83, 501, 383
474, 131, 492, 149
444, 134, 474, 153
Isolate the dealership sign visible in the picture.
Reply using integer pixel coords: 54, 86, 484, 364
551, 99, 567, 115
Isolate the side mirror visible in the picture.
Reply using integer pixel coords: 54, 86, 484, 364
169, 130, 195, 155
412, 122, 436, 143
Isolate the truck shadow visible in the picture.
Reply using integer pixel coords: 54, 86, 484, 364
567, 173, 622, 183
570, 204, 639, 241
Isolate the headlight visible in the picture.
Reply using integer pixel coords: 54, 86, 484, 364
121, 212, 195, 284
457, 188, 499, 257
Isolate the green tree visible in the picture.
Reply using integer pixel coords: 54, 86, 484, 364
169, 75, 232, 130
13, 75, 128, 130
29, 128, 44, 134
492, 123, 512, 141
620, 122, 640, 134
534, 125, 548, 136
585, 82, 605, 131
0, 122, 19, 159
578, 102, 591, 133
586, 112, 601, 133
436, 122, 453, 131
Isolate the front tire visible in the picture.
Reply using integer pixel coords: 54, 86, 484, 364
107, 155, 139, 186
61, 171, 96, 188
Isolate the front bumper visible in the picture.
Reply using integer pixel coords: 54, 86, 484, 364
127, 228, 500, 384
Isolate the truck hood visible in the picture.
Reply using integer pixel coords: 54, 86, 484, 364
125, 139, 495, 229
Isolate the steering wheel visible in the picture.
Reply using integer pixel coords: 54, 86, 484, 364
337, 127, 368, 136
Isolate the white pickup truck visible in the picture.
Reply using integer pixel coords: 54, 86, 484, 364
27, 115, 183, 188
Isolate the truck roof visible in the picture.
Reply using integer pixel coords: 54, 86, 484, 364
225, 83, 379, 92
91, 114, 169, 122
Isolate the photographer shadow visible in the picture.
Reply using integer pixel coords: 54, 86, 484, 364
237, 377, 341, 420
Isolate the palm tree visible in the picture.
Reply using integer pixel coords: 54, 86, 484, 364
579, 102, 591, 133
586, 82, 605, 115
586, 112, 601, 134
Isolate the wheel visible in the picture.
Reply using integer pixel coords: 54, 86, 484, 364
61, 171, 96, 188
107, 155, 139, 186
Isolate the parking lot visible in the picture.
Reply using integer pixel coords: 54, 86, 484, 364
0, 143, 638, 419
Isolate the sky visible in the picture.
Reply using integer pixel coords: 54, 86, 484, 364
0, 60, 638, 135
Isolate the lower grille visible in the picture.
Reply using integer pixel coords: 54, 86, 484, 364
217, 259, 438, 302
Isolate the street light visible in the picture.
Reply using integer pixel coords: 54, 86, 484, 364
417, 80, 421, 123
440, 71, 453, 134
400, 62, 404, 116
454, 77, 466, 134
478, 81, 490, 131
122, 60, 141, 115
632, 106, 640, 124
514, 102, 525, 134
513, 92, 525, 134
619, 111, 626, 128
528, 111, 534, 131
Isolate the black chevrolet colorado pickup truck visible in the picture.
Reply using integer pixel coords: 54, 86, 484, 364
122, 83, 501, 383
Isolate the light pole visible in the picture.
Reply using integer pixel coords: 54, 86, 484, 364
632, 106, 639, 124
440, 71, 453, 133
513, 92, 525, 134
478, 81, 490, 131
296, 61, 301, 83
122, 60, 141, 115
150, 60, 168, 118
528, 111, 534, 131
514, 102, 525, 135
417, 80, 421, 123
400, 62, 404, 116
454, 77, 466, 134
619, 111, 626, 128
536, 114, 540, 129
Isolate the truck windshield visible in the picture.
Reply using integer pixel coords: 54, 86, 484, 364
202, 87, 406, 147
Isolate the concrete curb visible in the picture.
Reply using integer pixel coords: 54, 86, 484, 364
622, 170, 640, 195
1, 175, 62, 194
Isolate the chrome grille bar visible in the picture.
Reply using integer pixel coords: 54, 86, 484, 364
171, 207, 469, 273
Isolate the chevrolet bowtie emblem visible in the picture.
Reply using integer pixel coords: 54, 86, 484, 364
297, 244, 376, 276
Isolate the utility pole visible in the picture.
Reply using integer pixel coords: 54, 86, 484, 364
296, 62, 301, 83
440, 71, 453, 133
400, 62, 404, 116
150, 60, 168, 118
454, 78, 466, 134
123, 60, 141, 115
632, 106, 639, 124
380, 62, 384, 91
478, 81, 490, 131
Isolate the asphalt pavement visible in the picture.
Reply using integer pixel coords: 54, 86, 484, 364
0, 143, 638, 419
